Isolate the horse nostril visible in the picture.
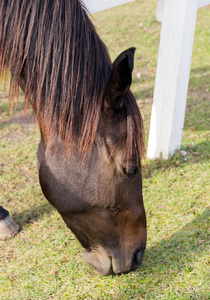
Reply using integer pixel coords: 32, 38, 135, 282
133, 248, 144, 266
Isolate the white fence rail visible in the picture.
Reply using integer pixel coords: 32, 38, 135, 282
147, 0, 210, 159
83, 0, 134, 14
198, 0, 210, 8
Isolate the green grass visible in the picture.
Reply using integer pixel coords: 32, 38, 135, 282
0, 1, 209, 299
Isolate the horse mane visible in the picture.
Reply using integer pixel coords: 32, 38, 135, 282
0, 0, 144, 160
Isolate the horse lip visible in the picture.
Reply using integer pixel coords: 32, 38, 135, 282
83, 245, 145, 275
83, 246, 112, 276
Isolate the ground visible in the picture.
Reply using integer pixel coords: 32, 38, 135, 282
0, 0, 209, 299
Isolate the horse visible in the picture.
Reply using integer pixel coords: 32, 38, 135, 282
0, 0, 146, 275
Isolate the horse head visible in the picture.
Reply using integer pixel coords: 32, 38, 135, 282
38, 48, 146, 275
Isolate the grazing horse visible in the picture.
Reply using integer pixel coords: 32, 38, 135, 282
0, 0, 146, 275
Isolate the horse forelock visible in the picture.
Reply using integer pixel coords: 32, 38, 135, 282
124, 92, 145, 163
0, 0, 144, 161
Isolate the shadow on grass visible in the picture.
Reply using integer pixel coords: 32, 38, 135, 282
12, 202, 54, 227
134, 86, 154, 101
115, 210, 209, 298
142, 140, 209, 179
141, 208, 209, 275
185, 98, 209, 132
189, 66, 210, 92
1, 114, 36, 126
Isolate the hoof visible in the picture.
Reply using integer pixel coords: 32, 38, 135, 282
0, 215, 20, 240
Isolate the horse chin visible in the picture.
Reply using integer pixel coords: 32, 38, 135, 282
83, 245, 112, 276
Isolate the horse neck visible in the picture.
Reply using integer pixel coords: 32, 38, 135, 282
0, 0, 113, 156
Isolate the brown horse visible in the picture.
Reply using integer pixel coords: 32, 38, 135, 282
0, 0, 146, 275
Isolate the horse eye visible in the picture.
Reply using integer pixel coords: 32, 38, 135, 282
121, 166, 139, 176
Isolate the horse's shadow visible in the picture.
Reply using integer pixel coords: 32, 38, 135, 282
12, 202, 54, 227
138, 209, 209, 280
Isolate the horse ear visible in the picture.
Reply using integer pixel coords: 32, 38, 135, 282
104, 47, 136, 111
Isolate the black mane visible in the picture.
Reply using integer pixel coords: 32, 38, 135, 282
0, 0, 144, 159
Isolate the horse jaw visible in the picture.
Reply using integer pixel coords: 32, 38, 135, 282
83, 245, 112, 276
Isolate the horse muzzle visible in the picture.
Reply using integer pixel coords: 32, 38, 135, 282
83, 244, 145, 276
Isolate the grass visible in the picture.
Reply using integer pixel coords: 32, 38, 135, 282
0, 0, 209, 299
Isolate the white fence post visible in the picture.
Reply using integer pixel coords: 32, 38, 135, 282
83, 0, 134, 14
198, 0, 210, 8
147, 0, 199, 159
84, 0, 209, 160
